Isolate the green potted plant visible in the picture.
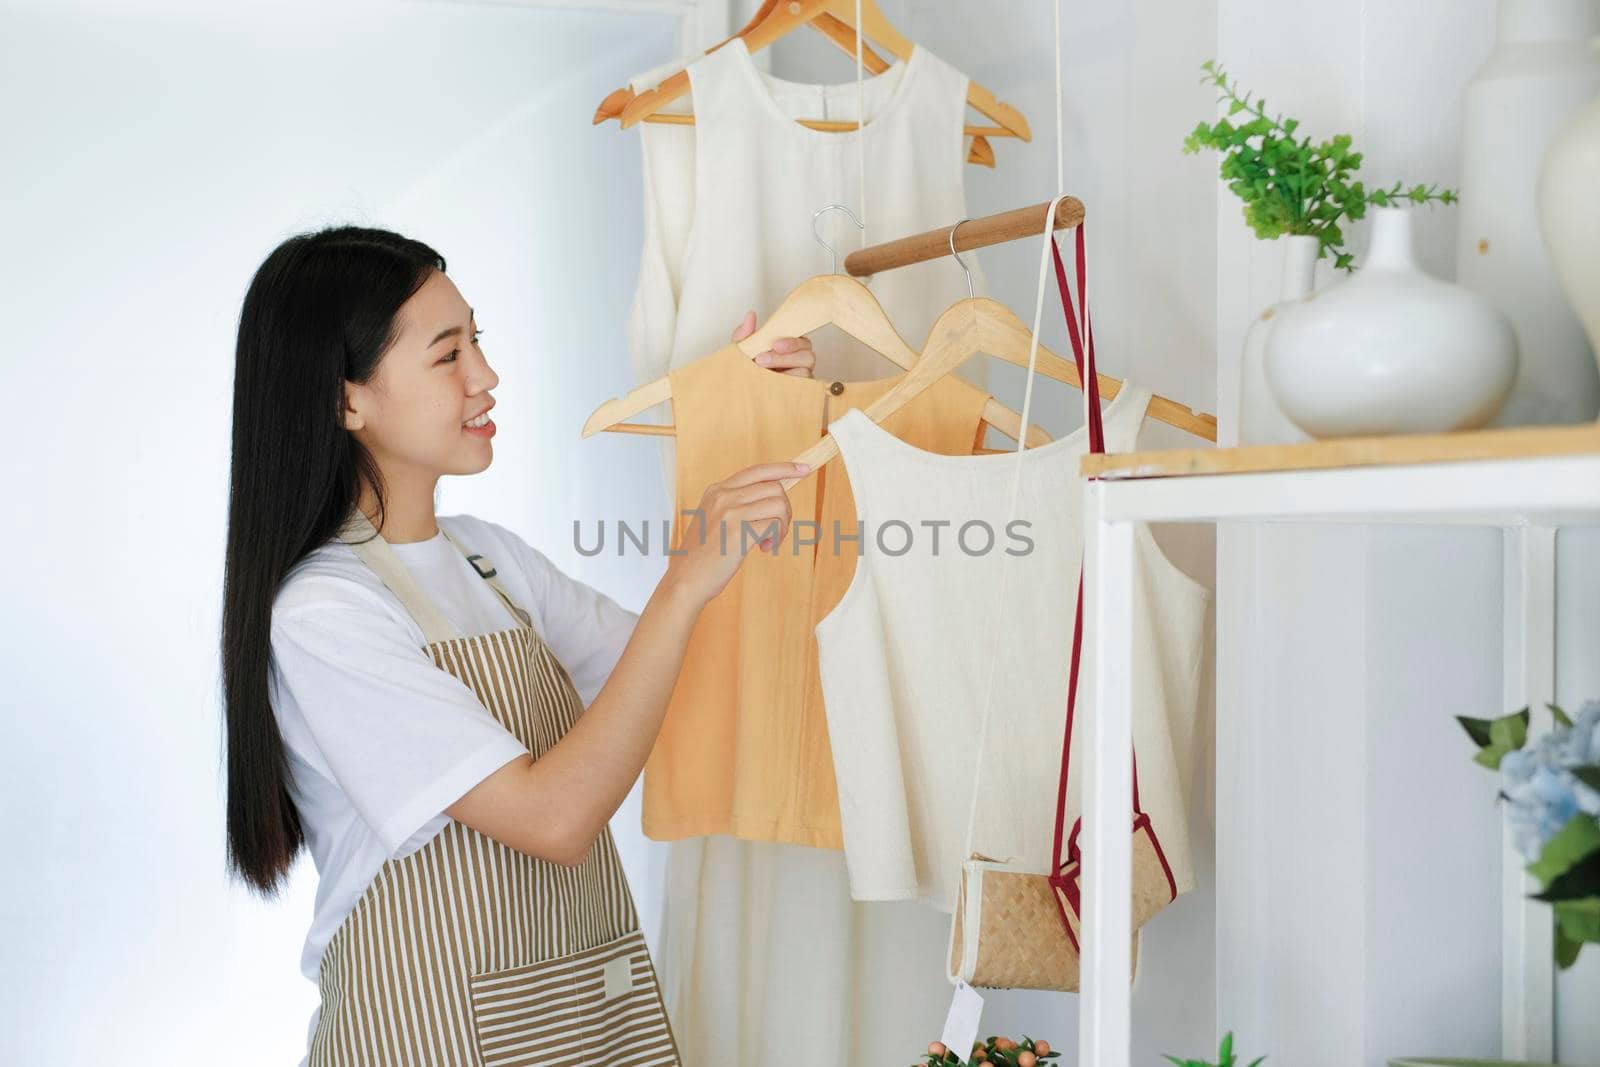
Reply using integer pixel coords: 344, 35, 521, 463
1185, 61, 1515, 441
1183, 60, 1456, 272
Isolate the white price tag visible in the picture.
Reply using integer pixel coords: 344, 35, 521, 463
940, 979, 985, 1063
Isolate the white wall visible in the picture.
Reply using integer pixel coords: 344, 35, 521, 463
0, 1, 686, 1062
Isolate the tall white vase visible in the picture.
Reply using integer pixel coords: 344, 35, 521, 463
1538, 88, 1600, 402
1238, 236, 1317, 445
1266, 206, 1518, 438
1457, 0, 1600, 425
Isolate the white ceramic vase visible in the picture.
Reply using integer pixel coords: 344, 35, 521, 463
1458, 0, 1600, 425
1537, 87, 1600, 410
1238, 236, 1317, 445
1265, 206, 1518, 438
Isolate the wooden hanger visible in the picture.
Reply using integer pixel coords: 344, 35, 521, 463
582, 275, 1055, 448
774, 295, 1219, 491
592, 1, 891, 125
604, 0, 1029, 166
582, 208, 1054, 450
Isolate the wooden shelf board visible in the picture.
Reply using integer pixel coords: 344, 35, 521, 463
1081, 421, 1600, 480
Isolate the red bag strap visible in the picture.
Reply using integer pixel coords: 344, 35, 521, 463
1048, 224, 1145, 877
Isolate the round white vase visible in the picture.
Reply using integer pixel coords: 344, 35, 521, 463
1458, 0, 1600, 426
1537, 87, 1600, 407
1238, 235, 1317, 445
1265, 206, 1519, 438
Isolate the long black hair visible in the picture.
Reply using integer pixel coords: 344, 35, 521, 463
222, 225, 445, 894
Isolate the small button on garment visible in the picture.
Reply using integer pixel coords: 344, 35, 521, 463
829, 380, 845, 396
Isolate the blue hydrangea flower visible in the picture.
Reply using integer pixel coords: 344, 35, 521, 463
1500, 701, 1600, 862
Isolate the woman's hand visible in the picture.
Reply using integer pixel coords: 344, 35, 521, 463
651, 312, 814, 606
663, 460, 808, 609
731, 310, 815, 378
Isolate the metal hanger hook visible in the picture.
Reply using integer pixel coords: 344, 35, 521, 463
812, 203, 865, 275
947, 218, 975, 299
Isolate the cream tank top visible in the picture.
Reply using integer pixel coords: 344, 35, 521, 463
640, 36, 987, 387
812, 382, 1211, 912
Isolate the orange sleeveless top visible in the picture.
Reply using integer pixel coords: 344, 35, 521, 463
645, 343, 992, 849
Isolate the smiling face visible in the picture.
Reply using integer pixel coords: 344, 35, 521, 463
342, 270, 499, 490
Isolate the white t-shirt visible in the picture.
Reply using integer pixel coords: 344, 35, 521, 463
267, 512, 638, 1043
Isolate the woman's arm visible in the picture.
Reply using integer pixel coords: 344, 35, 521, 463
447, 313, 813, 865
446, 457, 808, 866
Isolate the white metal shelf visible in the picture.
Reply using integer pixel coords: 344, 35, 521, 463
1073, 425, 1600, 1067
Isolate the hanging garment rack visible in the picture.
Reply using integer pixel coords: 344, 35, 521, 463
750, 193, 1217, 474
844, 196, 1087, 277
581, 205, 1056, 452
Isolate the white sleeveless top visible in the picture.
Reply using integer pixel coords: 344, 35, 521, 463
813, 383, 1210, 912
637, 37, 986, 386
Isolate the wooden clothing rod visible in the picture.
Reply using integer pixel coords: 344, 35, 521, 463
843, 196, 1086, 277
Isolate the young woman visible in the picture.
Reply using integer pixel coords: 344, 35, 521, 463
220, 225, 814, 1065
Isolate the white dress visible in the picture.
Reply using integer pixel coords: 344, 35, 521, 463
622, 42, 992, 1067
813, 384, 1210, 911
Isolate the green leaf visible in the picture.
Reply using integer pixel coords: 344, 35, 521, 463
1550, 703, 1574, 729
1555, 917, 1584, 969
1472, 708, 1532, 768
1527, 815, 1600, 885
1458, 715, 1497, 748
1476, 747, 1510, 770
1552, 897, 1600, 947
1534, 848, 1600, 902
1573, 766, 1600, 793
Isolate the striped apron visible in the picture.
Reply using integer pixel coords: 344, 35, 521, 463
307, 507, 680, 1067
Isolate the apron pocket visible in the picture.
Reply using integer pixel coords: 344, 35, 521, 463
468, 929, 677, 1067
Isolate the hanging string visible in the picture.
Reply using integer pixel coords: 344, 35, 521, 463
855, 0, 867, 246
1005, 0, 1068, 560
959, 0, 1069, 861
1054, 0, 1063, 191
